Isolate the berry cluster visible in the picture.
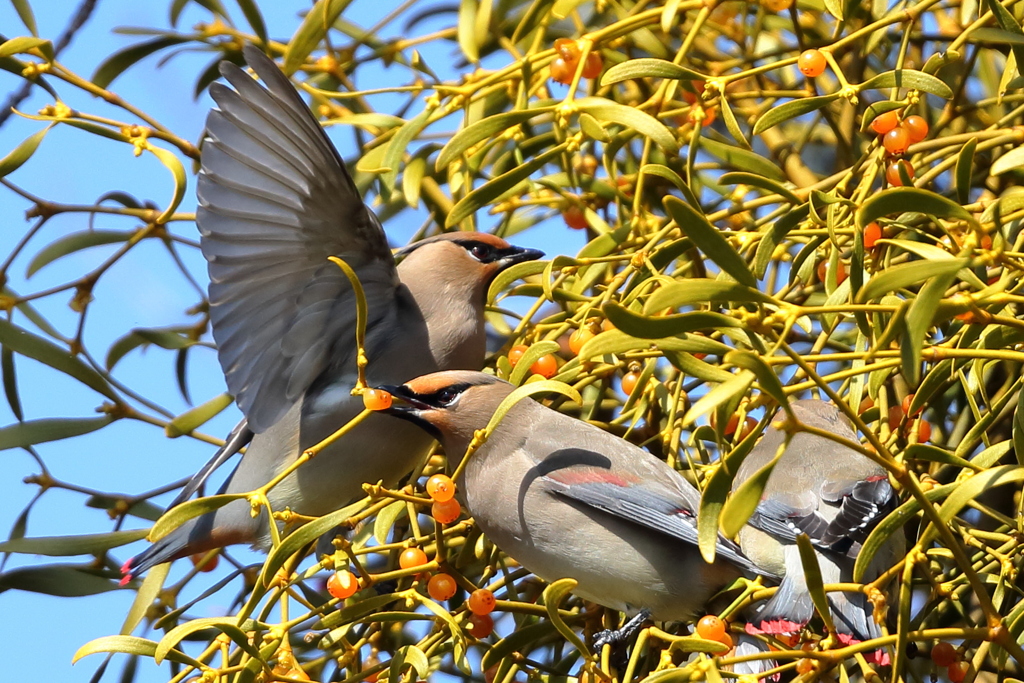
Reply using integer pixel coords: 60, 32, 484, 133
550, 39, 603, 85
870, 110, 928, 187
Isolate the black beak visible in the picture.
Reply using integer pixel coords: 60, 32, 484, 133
498, 246, 544, 269
375, 384, 431, 413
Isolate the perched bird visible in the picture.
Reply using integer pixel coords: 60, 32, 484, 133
376, 370, 776, 632
122, 47, 542, 579
733, 399, 903, 659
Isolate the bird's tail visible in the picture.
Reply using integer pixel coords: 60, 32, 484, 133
750, 546, 880, 641
119, 515, 209, 585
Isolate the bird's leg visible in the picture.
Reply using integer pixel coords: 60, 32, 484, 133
593, 609, 651, 651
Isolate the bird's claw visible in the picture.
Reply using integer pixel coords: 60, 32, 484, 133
592, 609, 651, 652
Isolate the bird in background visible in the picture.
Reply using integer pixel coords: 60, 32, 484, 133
122, 47, 542, 580
732, 399, 904, 667
375, 370, 779, 643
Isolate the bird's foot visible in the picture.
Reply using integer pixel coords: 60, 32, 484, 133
592, 610, 651, 652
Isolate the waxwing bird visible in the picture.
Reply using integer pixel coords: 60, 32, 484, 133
376, 371, 778, 632
733, 399, 904, 657
122, 47, 542, 580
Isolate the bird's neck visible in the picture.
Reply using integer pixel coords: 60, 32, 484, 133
399, 269, 487, 370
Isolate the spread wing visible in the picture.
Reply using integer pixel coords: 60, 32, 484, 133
198, 45, 398, 433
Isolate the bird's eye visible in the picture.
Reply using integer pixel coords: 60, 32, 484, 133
435, 388, 460, 405
469, 244, 493, 261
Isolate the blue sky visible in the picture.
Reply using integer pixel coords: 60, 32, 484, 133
0, 2, 577, 681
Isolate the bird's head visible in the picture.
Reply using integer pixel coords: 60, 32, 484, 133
373, 371, 515, 459
396, 232, 543, 295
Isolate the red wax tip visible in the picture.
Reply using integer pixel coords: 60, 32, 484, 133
119, 558, 134, 586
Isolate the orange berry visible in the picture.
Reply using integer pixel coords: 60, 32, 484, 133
903, 115, 928, 142
916, 420, 932, 443
554, 38, 581, 64
466, 613, 494, 638
601, 319, 615, 332
426, 474, 456, 502
696, 615, 727, 642
362, 388, 393, 411
432, 498, 462, 524
327, 570, 359, 599
864, 221, 883, 249
738, 416, 758, 441
574, 154, 598, 176
798, 49, 827, 77
859, 396, 875, 414
948, 661, 969, 683
718, 632, 734, 649
508, 344, 528, 366
399, 547, 428, 569
569, 328, 595, 355
886, 160, 914, 186
763, 0, 793, 10
530, 354, 558, 378
888, 405, 905, 431
189, 552, 219, 572
469, 588, 497, 615
427, 573, 458, 601
562, 205, 588, 230
883, 126, 911, 154
723, 414, 740, 436
931, 642, 958, 667
550, 57, 573, 85
902, 394, 923, 418
796, 658, 814, 675
581, 52, 603, 79
870, 110, 900, 136
621, 371, 640, 396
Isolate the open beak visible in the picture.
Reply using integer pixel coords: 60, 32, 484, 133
375, 384, 431, 413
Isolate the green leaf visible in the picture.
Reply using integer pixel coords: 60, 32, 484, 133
106, 326, 195, 369
698, 136, 785, 181
641, 164, 702, 210
91, 37, 189, 88
26, 229, 135, 277
10, 0, 38, 36
2, 347, 22, 421
718, 95, 750, 149
576, 329, 730, 365
0, 319, 116, 399
373, 500, 406, 544
985, 0, 1024, 78
725, 351, 788, 408
752, 93, 841, 135
148, 494, 246, 543
902, 269, 958, 384
0, 562, 118, 597
856, 258, 967, 303
664, 196, 757, 286
121, 563, 170, 634
604, 303, 740, 339
155, 617, 260, 664
857, 187, 976, 228
165, 392, 233, 437
381, 108, 431, 192
283, 0, 355, 74
858, 69, 954, 99
488, 260, 547, 303
0, 529, 147, 556
0, 36, 51, 60
906, 444, 979, 471
543, 578, 590, 657
389, 645, 430, 683
955, 138, 977, 204
447, 144, 565, 227
145, 142, 187, 224
992, 145, 1024, 176
600, 58, 706, 85
578, 111, 610, 142
0, 126, 48, 179
482, 621, 557, 670
719, 172, 800, 204
235, 0, 268, 46
437, 111, 547, 171
0, 416, 114, 450
74, 635, 203, 668
683, 370, 754, 426
796, 534, 836, 633
508, 341, 561, 385
719, 429, 784, 538
457, 0, 479, 62
576, 97, 679, 155
645, 279, 772, 311
698, 463, 732, 563
1014, 389, 1024, 466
